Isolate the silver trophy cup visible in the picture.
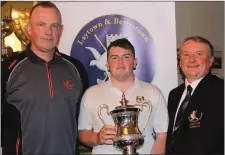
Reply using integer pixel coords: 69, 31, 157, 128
98, 93, 152, 155
1, 18, 13, 60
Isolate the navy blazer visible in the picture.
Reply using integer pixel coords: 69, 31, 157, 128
166, 73, 224, 154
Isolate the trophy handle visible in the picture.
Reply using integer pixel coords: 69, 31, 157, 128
98, 104, 110, 125
134, 100, 152, 133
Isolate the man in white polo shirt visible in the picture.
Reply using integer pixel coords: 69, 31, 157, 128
78, 38, 168, 154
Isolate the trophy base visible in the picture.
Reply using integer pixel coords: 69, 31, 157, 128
123, 145, 138, 155
114, 135, 144, 155
2, 46, 13, 61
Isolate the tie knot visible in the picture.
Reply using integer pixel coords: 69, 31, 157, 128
187, 85, 193, 94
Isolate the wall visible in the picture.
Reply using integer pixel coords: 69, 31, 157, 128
1, 1, 224, 84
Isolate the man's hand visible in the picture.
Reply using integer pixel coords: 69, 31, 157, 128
150, 132, 167, 154
78, 125, 117, 147
97, 125, 116, 145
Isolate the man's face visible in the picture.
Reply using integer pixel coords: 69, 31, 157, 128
107, 46, 137, 81
27, 6, 63, 53
179, 40, 214, 83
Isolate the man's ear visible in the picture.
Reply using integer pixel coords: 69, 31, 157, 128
179, 57, 182, 68
106, 61, 110, 71
133, 58, 137, 70
60, 25, 64, 38
27, 23, 31, 37
57, 25, 64, 47
209, 56, 214, 67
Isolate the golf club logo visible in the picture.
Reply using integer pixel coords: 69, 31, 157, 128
71, 14, 156, 87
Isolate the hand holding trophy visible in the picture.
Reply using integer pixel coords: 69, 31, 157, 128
97, 124, 117, 145
98, 93, 152, 155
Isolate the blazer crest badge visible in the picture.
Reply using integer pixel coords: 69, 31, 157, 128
188, 110, 203, 128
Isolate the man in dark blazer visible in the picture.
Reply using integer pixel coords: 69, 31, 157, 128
166, 36, 224, 154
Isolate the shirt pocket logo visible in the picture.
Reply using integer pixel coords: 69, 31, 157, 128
63, 80, 73, 89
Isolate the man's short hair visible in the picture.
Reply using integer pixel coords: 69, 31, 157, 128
29, 1, 61, 20
181, 36, 214, 57
107, 38, 135, 58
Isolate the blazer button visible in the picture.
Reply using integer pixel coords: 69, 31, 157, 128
168, 148, 174, 153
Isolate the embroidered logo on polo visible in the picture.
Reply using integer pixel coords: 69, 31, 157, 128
188, 110, 203, 128
63, 80, 73, 89
71, 14, 156, 87
136, 96, 145, 103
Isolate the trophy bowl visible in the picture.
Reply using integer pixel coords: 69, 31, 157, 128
1, 18, 13, 37
98, 94, 152, 155
111, 107, 144, 154
11, 8, 31, 46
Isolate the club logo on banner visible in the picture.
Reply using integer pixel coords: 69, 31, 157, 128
71, 14, 156, 87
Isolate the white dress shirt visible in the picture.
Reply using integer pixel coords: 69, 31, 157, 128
173, 76, 205, 131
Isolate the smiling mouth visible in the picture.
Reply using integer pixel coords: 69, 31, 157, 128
42, 38, 53, 41
117, 67, 125, 69
187, 64, 200, 68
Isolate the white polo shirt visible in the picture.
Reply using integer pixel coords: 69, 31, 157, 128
78, 77, 168, 154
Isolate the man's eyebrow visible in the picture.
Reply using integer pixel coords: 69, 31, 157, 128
109, 54, 118, 58
123, 53, 132, 56
35, 22, 62, 25
182, 50, 203, 53
181, 50, 189, 53
52, 23, 62, 26
196, 50, 204, 53
36, 22, 45, 24
109, 53, 132, 57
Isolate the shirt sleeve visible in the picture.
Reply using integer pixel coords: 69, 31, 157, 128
153, 88, 169, 133
78, 90, 93, 130
6, 67, 26, 110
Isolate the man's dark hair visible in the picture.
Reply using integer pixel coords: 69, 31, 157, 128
29, 1, 61, 20
181, 36, 214, 57
107, 38, 135, 58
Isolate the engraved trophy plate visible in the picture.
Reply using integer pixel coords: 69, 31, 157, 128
98, 93, 152, 155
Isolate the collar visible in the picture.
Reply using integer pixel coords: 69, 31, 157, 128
26, 43, 62, 63
185, 76, 205, 93
107, 76, 141, 93
107, 75, 140, 86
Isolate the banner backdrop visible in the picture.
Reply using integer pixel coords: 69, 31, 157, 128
54, 2, 178, 100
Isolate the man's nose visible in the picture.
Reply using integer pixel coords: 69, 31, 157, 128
189, 54, 196, 62
118, 57, 123, 64
44, 25, 52, 35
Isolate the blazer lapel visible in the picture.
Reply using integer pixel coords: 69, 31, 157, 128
167, 84, 185, 149
178, 73, 213, 132
172, 84, 185, 119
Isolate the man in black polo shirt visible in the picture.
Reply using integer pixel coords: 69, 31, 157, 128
1, 2, 87, 154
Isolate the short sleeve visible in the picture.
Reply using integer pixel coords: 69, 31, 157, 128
153, 89, 169, 133
6, 68, 26, 110
78, 91, 93, 130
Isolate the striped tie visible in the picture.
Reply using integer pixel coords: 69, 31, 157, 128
173, 85, 193, 136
